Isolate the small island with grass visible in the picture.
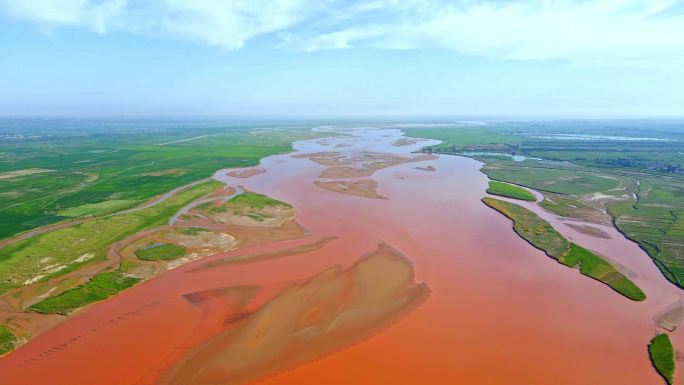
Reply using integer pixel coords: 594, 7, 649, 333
486, 181, 536, 201
649, 333, 676, 385
482, 196, 646, 301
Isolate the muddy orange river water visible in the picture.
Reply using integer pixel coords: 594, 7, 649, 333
2, 127, 682, 385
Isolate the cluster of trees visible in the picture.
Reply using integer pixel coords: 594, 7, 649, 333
434, 144, 519, 154
593, 158, 683, 175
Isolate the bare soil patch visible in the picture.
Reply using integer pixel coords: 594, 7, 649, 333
315, 179, 386, 199
195, 236, 337, 270
653, 300, 684, 332
295, 151, 436, 178
184, 196, 295, 228
393, 138, 417, 146
565, 223, 611, 239
227, 168, 265, 178
0, 168, 53, 180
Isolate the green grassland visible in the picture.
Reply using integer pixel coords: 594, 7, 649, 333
57, 199, 138, 218
196, 191, 291, 222
540, 194, 592, 217
482, 197, 645, 300
0, 180, 221, 294
559, 244, 645, 301
404, 125, 522, 147
135, 243, 186, 261
408, 120, 684, 289
486, 181, 536, 201
228, 191, 291, 209
615, 177, 684, 287
30, 271, 140, 314
482, 164, 623, 195
649, 333, 676, 385
482, 197, 568, 258
0, 325, 16, 355
0, 120, 328, 239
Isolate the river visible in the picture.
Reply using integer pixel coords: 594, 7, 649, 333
0, 126, 680, 385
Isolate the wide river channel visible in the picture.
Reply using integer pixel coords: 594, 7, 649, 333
1, 126, 682, 385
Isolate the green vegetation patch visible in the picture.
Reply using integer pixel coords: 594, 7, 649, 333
194, 192, 290, 220
0, 325, 17, 355
649, 333, 675, 385
135, 243, 186, 261
540, 194, 591, 217
482, 164, 621, 195
560, 244, 646, 301
0, 124, 329, 239
57, 199, 137, 218
408, 121, 684, 290
118, 260, 140, 273
228, 191, 291, 209
30, 271, 140, 314
482, 197, 645, 301
614, 178, 684, 288
0, 181, 220, 294
194, 201, 216, 211
487, 181, 536, 201
403, 125, 522, 147
177, 227, 206, 236
484, 165, 684, 289
482, 197, 568, 258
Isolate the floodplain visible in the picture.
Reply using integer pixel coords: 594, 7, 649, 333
0, 120, 682, 385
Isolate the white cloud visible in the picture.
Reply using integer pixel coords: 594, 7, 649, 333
0, 0, 315, 48
283, 0, 684, 66
1, 0, 684, 65
150, 0, 315, 49
0, 0, 127, 33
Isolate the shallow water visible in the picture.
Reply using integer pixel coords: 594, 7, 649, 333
1, 127, 681, 385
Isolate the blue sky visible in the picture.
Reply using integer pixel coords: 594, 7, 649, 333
1, 0, 684, 118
